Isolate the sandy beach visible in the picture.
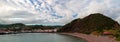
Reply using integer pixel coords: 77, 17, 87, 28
61, 33, 117, 42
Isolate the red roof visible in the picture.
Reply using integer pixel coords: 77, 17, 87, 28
103, 31, 112, 35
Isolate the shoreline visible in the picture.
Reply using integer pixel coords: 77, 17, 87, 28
0, 32, 118, 42
0, 32, 56, 35
60, 33, 117, 42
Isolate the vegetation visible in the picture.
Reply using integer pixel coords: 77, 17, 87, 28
91, 31, 102, 36
57, 13, 120, 41
57, 13, 120, 33
0, 23, 62, 31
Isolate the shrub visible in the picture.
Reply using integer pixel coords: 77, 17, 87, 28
91, 31, 102, 36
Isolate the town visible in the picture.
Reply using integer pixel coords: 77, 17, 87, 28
0, 23, 61, 34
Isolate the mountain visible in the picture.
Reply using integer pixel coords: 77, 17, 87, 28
57, 13, 120, 34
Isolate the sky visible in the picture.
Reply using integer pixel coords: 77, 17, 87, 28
0, 0, 120, 25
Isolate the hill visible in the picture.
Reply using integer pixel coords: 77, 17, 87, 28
57, 13, 120, 34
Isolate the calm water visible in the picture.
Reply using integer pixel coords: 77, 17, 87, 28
0, 33, 87, 42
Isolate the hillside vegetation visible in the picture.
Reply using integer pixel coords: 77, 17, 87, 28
57, 13, 120, 33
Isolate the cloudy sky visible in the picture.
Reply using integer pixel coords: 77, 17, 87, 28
0, 0, 120, 25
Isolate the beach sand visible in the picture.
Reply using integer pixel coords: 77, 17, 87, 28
61, 33, 117, 42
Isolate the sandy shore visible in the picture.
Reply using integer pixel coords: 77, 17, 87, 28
60, 33, 117, 42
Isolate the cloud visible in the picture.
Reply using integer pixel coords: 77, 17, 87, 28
0, 0, 120, 25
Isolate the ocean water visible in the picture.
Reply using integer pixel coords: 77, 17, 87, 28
0, 33, 87, 42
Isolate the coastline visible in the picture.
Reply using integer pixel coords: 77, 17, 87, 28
60, 33, 117, 42
0, 32, 118, 42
